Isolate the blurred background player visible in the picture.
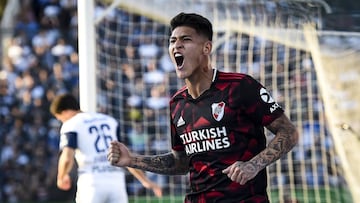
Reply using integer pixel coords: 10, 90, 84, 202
50, 93, 162, 203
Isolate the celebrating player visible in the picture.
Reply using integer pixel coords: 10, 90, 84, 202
50, 93, 162, 203
107, 12, 299, 202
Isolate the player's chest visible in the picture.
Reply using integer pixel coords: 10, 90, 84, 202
172, 93, 239, 130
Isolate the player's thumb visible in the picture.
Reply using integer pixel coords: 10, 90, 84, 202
222, 166, 230, 174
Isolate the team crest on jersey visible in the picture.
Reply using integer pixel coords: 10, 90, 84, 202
211, 102, 225, 121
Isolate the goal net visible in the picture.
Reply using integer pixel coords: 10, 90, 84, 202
89, 0, 360, 202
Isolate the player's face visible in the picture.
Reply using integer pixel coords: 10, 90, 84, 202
169, 26, 210, 80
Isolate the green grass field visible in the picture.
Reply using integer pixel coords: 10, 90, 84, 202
129, 196, 183, 203
269, 187, 353, 203
14, 187, 353, 203
128, 187, 353, 203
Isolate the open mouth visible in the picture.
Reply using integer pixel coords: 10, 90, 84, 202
174, 53, 184, 67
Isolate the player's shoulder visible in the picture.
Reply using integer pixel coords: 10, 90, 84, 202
214, 70, 262, 93
62, 112, 86, 126
94, 112, 118, 124
94, 112, 112, 119
216, 70, 253, 82
170, 85, 187, 101
68, 112, 116, 125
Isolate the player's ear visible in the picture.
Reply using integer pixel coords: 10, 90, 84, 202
203, 41, 212, 55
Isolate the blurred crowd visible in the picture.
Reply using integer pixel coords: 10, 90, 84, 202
0, 0, 78, 202
0, 1, 177, 202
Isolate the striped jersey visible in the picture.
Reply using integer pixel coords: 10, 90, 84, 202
170, 69, 284, 203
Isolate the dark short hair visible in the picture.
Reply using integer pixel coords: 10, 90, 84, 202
50, 93, 80, 115
170, 12, 213, 41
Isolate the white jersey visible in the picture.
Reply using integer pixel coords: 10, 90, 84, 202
59, 112, 128, 203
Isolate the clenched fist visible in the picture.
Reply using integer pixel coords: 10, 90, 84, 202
107, 141, 132, 167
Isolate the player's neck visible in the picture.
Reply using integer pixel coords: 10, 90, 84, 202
186, 68, 214, 99
62, 110, 81, 122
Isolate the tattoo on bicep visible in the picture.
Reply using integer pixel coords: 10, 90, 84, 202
255, 115, 298, 168
268, 115, 297, 148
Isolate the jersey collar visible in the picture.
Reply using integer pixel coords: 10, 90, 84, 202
212, 68, 218, 83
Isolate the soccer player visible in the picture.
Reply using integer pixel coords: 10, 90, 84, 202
107, 12, 299, 202
50, 93, 162, 203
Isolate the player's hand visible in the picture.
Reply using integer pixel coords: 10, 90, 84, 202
149, 182, 163, 197
107, 141, 131, 167
222, 161, 259, 185
57, 174, 71, 190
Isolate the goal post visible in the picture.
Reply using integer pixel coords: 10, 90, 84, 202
303, 24, 360, 203
77, 0, 97, 112
78, 0, 360, 202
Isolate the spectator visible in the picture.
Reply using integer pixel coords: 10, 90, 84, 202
51, 37, 74, 57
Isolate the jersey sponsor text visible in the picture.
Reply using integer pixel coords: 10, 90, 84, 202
179, 126, 230, 155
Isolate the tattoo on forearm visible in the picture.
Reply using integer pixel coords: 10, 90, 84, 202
131, 152, 189, 175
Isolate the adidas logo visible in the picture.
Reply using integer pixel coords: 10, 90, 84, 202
177, 116, 185, 127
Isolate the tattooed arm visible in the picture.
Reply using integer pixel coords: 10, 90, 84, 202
131, 150, 189, 175
108, 141, 189, 175
222, 114, 299, 185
